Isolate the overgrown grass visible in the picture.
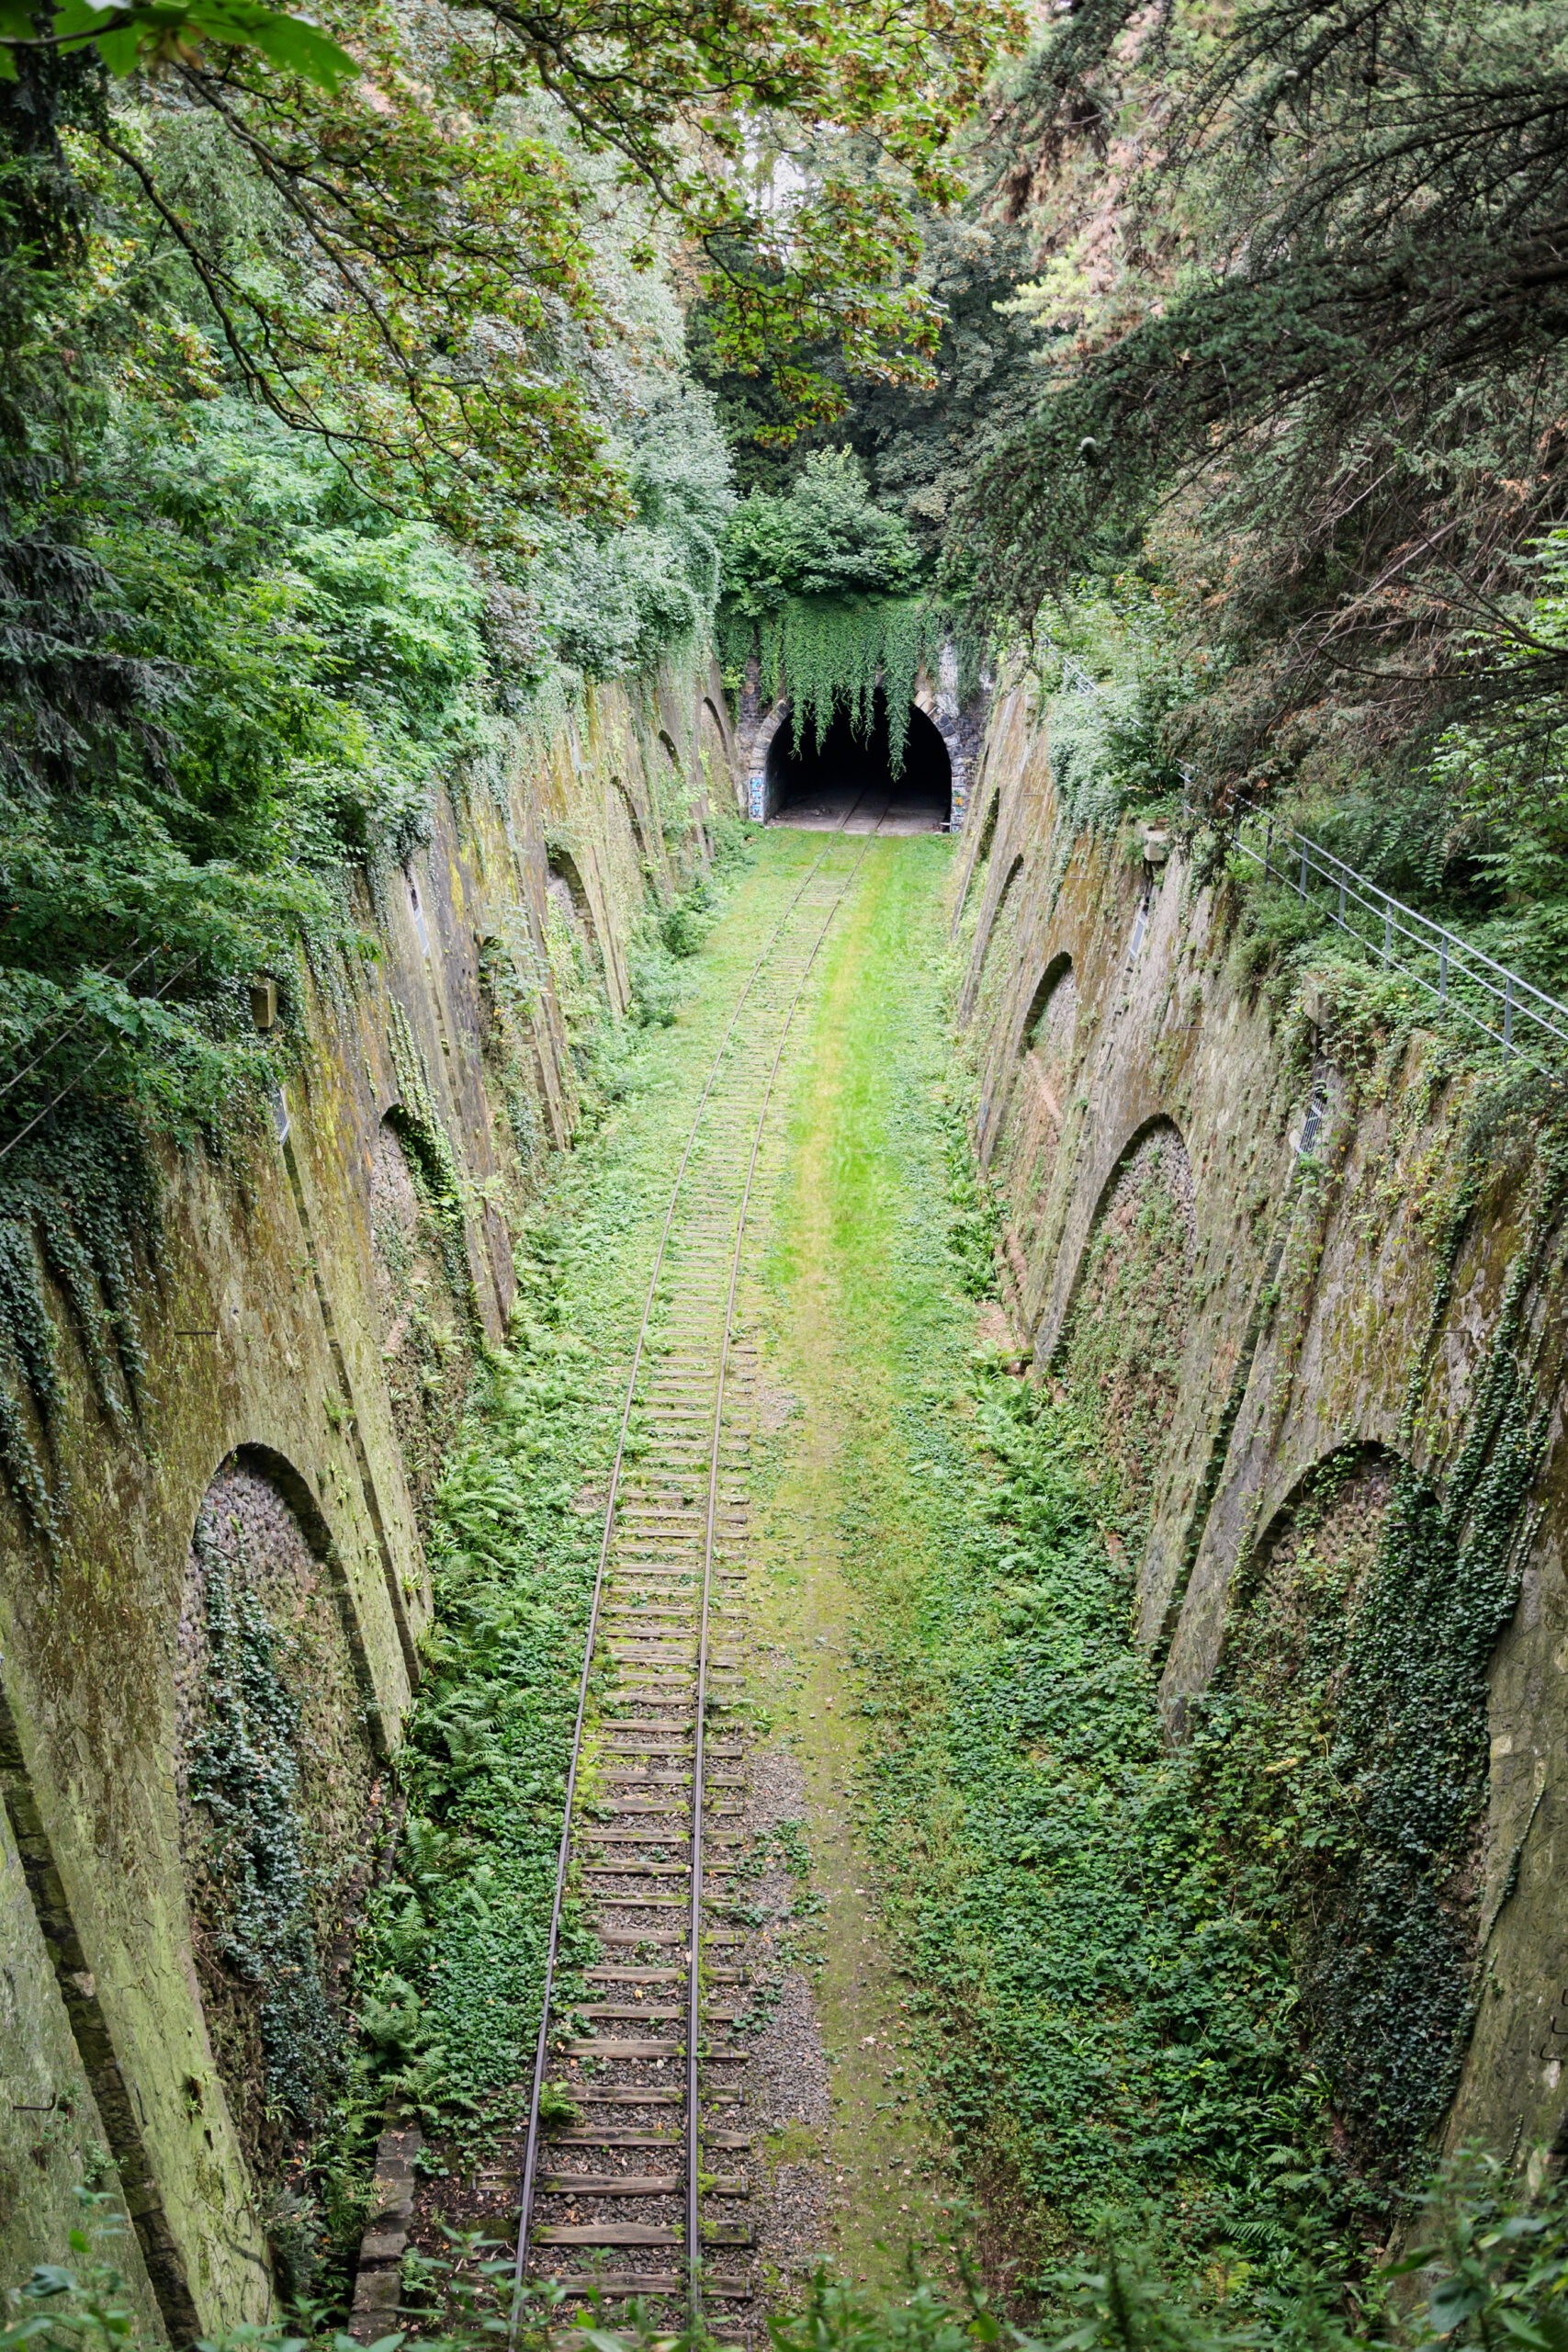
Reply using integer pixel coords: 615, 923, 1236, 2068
9, 833, 1568, 2352
287, 829, 829, 2302
759, 837, 1369, 2313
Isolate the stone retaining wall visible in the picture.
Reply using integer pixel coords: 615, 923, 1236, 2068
0, 662, 736, 2335
955, 676, 1568, 2189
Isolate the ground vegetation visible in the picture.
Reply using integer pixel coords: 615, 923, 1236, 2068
7, 831, 1568, 2352
260, 842, 754, 2314
10, 2148, 1568, 2352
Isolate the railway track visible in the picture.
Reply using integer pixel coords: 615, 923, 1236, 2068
510, 812, 880, 2338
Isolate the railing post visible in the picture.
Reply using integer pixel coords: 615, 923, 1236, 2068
1225, 790, 1568, 1069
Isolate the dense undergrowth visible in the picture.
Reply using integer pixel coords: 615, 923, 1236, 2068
255, 841, 750, 2312
862, 1364, 1368, 2301
886, 1138, 1547, 2314
13, 2148, 1568, 2352
750, 838, 1564, 2335
883, 1311, 1549, 2287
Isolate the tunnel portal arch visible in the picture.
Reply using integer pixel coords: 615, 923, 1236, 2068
750, 693, 957, 830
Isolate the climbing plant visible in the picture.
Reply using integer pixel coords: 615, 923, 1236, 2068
387, 1003, 479, 1320
719, 594, 953, 777
0, 1113, 160, 1536
186, 1502, 343, 2132
715, 447, 970, 775
1194, 1192, 1561, 2181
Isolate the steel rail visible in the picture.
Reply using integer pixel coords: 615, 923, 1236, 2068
509, 802, 874, 2339
683, 811, 884, 2324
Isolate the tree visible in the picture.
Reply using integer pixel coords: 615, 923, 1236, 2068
720, 448, 922, 616
1, 0, 1026, 543
953, 0, 1568, 842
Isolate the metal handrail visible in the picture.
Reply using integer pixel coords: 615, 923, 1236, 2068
1228, 794, 1568, 1069
1047, 659, 1568, 1069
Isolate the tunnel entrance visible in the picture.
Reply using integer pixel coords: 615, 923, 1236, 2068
765, 691, 952, 832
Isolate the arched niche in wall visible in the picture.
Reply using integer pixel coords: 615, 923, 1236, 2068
371, 1110, 470, 1519
981, 853, 1023, 965
700, 697, 739, 813
1202, 1438, 1492, 2174
960, 853, 1024, 1023
658, 726, 709, 874
543, 840, 624, 1017
1051, 1115, 1197, 1532
612, 774, 653, 879
987, 955, 1077, 1239
951, 783, 999, 939
973, 788, 1000, 879
546, 845, 596, 953
175, 1449, 383, 2245
474, 922, 552, 1177
1223, 1443, 1403, 1679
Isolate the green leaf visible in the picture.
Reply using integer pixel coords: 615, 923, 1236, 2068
42, 0, 356, 86
21, 2269, 76, 2301
1427, 2275, 1492, 2333
185, 0, 356, 84
1496, 2317, 1554, 2351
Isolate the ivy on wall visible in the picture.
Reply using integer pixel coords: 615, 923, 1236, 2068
0, 1115, 159, 1536
186, 1501, 344, 2135
370, 1119, 474, 1535
387, 1003, 480, 1319
1194, 1183, 1562, 2183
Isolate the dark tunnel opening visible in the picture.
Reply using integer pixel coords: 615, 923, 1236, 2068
765, 691, 952, 832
